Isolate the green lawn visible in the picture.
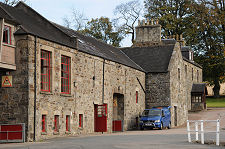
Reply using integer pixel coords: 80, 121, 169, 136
206, 97, 225, 108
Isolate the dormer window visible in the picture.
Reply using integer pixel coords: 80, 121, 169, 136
3, 25, 11, 45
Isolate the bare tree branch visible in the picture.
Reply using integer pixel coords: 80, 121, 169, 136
1, 0, 26, 6
114, 0, 142, 43
62, 8, 88, 31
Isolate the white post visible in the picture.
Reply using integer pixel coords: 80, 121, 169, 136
216, 119, 220, 146
201, 120, 204, 144
195, 122, 198, 141
187, 120, 191, 143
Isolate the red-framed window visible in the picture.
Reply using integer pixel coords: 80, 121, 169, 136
61, 56, 70, 94
3, 25, 11, 45
66, 115, 70, 131
54, 115, 59, 132
136, 91, 138, 103
42, 115, 46, 132
41, 50, 51, 92
79, 114, 83, 128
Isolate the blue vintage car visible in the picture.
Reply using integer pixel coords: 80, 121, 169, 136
139, 106, 171, 130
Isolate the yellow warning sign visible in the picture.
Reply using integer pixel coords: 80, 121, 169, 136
2, 76, 12, 87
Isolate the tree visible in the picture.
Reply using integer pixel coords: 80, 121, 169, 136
114, 0, 142, 43
1, 0, 26, 6
63, 8, 88, 31
185, 0, 225, 98
144, 0, 195, 36
82, 17, 124, 47
144, 0, 225, 97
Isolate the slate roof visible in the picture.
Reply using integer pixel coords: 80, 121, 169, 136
183, 57, 202, 68
0, 2, 143, 72
191, 83, 207, 94
181, 46, 192, 52
121, 42, 175, 73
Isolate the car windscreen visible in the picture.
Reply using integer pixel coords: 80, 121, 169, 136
142, 109, 161, 116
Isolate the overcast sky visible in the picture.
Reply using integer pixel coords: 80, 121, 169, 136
26, 0, 145, 47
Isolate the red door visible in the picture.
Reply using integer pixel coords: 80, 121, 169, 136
94, 104, 107, 132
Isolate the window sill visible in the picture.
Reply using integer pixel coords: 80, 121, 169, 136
40, 91, 53, 95
41, 132, 47, 135
53, 131, 59, 135
60, 93, 72, 97
2, 43, 15, 48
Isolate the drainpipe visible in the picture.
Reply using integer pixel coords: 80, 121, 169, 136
102, 59, 105, 104
33, 36, 37, 141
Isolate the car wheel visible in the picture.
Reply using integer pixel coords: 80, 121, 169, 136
159, 123, 163, 130
167, 122, 171, 129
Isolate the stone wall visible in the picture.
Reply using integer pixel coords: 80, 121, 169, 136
168, 43, 188, 127
0, 35, 29, 139
145, 72, 170, 109
26, 35, 145, 141
183, 60, 202, 110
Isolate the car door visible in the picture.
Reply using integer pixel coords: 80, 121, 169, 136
161, 110, 167, 126
163, 110, 169, 127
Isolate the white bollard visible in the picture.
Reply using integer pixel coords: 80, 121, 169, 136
201, 120, 204, 144
187, 120, 191, 143
195, 122, 198, 141
216, 119, 220, 146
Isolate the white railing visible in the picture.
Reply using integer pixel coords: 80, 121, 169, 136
187, 119, 220, 146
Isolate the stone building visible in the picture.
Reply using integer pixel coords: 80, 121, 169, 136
0, 2, 205, 142
0, 2, 145, 141
122, 20, 205, 127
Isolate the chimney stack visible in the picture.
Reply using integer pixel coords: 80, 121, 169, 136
135, 19, 161, 44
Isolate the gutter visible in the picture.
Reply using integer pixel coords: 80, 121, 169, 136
33, 36, 37, 141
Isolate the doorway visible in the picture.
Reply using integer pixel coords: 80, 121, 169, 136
112, 93, 124, 132
94, 104, 107, 132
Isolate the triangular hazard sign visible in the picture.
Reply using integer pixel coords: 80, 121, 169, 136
2, 76, 12, 87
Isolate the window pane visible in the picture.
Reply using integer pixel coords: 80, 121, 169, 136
41, 50, 51, 92
61, 56, 70, 94
3, 26, 10, 44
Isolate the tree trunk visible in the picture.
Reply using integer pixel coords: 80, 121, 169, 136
213, 78, 220, 98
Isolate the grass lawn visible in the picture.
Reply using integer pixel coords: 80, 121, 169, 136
206, 97, 225, 108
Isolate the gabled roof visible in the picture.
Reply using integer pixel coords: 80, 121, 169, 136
0, 2, 143, 72
183, 57, 202, 68
191, 83, 207, 94
121, 41, 175, 73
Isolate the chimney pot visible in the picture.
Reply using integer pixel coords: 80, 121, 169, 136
147, 18, 150, 25
176, 34, 179, 40
138, 20, 141, 26
180, 34, 183, 40
151, 19, 154, 25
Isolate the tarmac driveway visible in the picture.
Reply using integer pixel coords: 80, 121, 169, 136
0, 108, 225, 149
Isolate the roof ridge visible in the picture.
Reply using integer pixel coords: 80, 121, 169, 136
15, 2, 73, 39
52, 22, 124, 51
0, 2, 15, 20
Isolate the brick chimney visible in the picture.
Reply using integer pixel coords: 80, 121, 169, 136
134, 19, 161, 46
